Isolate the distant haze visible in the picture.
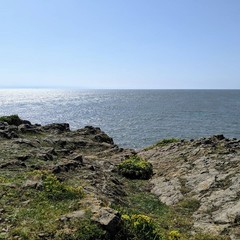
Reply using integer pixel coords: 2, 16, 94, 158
0, 0, 240, 89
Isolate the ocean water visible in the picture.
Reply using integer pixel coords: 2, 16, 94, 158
0, 89, 240, 149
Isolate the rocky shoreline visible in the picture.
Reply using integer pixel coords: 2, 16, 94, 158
0, 115, 239, 239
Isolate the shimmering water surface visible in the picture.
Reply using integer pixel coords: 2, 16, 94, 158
0, 89, 240, 148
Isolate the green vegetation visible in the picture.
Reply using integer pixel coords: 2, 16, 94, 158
31, 170, 84, 200
0, 165, 230, 240
0, 172, 104, 240
0, 114, 23, 126
120, 214, 162, 240
112, 179, 230, 240
176, 198, 201, 215
144, 138, 180, 151
0, 116, 232, 240
117, 155, 153, 179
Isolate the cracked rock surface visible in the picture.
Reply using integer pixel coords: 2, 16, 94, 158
139, 135, 240, 239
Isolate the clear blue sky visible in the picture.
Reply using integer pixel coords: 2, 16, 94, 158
0, 0, 240, 89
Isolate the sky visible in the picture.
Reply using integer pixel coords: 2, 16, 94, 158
0, 0, 240, 89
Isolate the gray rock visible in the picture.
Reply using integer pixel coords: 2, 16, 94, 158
61, 210, 86, 221
92, 207, 121, 234
22, 180, 43, 190
139, 135, 240, 239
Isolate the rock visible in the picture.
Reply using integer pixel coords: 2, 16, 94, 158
84, 126, 100, 134
17, 155, 31, 161
36, 152, 54, 161
61, 210, 86, 221
43, 123, 70, 133
214, 134, 225, 140
0, 161, 26, 169
0, 130, 10, 139
151, 177, 184, 205
1, 117, 239, 240
22, 120, 32, 125
91, 207, 121, 234
72, 154, 83, 163
22, 180, 43, 190
13, 139, 38, 148
94, 134, 114, 144
139, 135, 240, 239
52, 160, 82, 173
18, 124, 39, 133
0, 122, 8, 130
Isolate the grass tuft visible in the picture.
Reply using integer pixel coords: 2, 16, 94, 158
144, 138, 180, 150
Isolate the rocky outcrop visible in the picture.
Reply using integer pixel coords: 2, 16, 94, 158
139, 135, 240, 240
1, 116, 239, 239
0, 117, 130, 206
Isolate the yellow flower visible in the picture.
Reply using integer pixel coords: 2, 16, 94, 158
133, 221, 140, 226
169, 230, 182, 240
121, 214, 130, 221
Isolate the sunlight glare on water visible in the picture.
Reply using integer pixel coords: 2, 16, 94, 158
0, 89, 240, 149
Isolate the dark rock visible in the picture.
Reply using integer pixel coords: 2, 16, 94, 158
234, 213, 240, 224
52, 160, 82, 173
22, 120, 32, 125
0, 161, 26, 169
18, 124, 38, 133
53, 139, 67, 148
92, 207, 121, 235
45, 148, 57, 156
214, 134, 225, 140
203, 139, 213, 145
43, 123, 70, 133
0, 122, 8, 130
55, 149, 72, 155
0, 130, 10, 139
72, 155, 83, 163
94, 134, 114, 144
84, 126, 100, 134
30, 164, 41, 170
36, 152, 54, 161
17, 155, 31, 161
89, 165, 96, 171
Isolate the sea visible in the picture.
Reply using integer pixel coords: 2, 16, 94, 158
0, 89, 240, 149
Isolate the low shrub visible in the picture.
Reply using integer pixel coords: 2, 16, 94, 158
168, 230, 184, 240
31, 170, 84, 200
120, 214, 162, 240
0, 114, 23, 126
118, 155, 153, 180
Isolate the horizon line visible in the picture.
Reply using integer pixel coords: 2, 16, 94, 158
0, 87, 240, 91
